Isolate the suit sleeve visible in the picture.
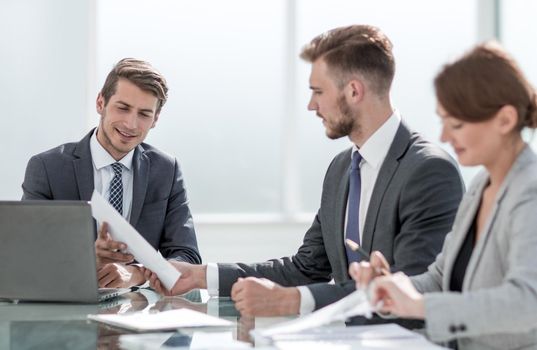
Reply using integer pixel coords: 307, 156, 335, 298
307, 156, 463, 310
217, 212, 333, 296
216, 156, 343, 297
160, 159, 202, 264
21, 155, 53, 200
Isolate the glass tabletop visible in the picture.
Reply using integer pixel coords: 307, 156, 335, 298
0, 289, 293, 349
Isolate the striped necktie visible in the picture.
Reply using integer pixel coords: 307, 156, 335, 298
108, 162, 123, 216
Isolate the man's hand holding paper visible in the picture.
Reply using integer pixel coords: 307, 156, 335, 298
144, 261, 206, 296
90, 191, 181, 290
94, 222, 134, 267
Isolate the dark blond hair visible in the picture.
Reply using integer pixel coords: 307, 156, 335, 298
435, 42, 537, 130
100, 58, 168, 114
300, 25, 395, 96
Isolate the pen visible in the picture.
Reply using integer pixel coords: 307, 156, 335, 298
345, 239, 391, 276
345, 238, 370, 260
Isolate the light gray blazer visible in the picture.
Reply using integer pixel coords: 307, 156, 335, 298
411, 146, 537, 350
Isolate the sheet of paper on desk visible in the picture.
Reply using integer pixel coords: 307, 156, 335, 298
256, 289, 372, 338
271, 324, 447, 350
270, 323, 420, 342
90, 191, 180, 290
88, 308, 233, 331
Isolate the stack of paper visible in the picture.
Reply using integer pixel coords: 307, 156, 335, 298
270, 323, 419, 342
252, 290, 447, 349
271, 324, 447, 350
87, 308, 233, 331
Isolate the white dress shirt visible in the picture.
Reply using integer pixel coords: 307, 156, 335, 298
90, 130, 134, 221
207, 111, 402, 314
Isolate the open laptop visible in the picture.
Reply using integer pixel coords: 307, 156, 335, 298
0, 201, 131, 303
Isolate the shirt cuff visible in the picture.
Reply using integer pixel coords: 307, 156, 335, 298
206, 262, 219, 297
297, 286, 315, 315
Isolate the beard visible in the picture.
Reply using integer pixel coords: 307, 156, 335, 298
324, 94, 358, 140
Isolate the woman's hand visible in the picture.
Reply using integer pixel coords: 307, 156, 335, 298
348, 250, 390, 289
370, 272, 425, 319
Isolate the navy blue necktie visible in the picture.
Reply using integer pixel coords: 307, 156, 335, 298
345, 151, 363, 264
108, 162, 123, 216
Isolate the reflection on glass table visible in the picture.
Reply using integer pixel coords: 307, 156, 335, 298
0, 288, 287, 350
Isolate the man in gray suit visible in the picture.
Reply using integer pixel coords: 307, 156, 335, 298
146, 25, 463, 321
22, 58, 201, 288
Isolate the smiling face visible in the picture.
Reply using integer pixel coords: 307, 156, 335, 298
438, 102, 504, 167
307, 58, 357, 139
96, 78, 159, 160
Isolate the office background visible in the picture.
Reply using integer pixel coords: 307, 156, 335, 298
1, 0, 536, 263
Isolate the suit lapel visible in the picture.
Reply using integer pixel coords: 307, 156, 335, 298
130, 145, 149, 227
441, 180, 485, 290
462, 148, 532, 289
335, 151, 352, 270
361, 123, 409, 253
73, 130, 95, 201
462, 195, 500, 289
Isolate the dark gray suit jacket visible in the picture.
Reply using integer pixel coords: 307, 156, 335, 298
217, 122, 464, 309
21, 129, 201, 264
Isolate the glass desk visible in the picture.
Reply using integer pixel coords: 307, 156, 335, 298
0, 289, 292, 349
0, 289, 446, 350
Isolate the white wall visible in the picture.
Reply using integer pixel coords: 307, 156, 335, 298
0, 0, 92, 200
196, 222, 308, 263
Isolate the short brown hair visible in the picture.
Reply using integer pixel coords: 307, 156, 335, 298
300, 25, 395, 96
435, 42, 537, 129
100, 58, 169, 114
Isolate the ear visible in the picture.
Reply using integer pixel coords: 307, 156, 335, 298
346, 79, 365, 104
495, 105, 518, 135
96, 93, 105, 115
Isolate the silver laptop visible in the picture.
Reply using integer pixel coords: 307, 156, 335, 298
0, 201, 130, 303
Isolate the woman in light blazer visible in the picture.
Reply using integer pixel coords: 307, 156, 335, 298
350, 42, 537, 350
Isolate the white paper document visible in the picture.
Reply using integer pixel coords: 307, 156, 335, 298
270, 324, 446, 350
270, 323, 420, 342
256, 289, 373, 338
88, 308, 233, 331
90, 190, 180, 290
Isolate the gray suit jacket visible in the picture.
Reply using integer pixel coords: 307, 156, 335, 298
218, 122, 464, 307
411, 146, 537, 350
22, 129, 201, 264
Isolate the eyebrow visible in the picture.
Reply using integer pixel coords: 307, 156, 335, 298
116, 101, 155, 115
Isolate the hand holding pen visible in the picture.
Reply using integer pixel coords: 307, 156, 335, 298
346, 240, 424, 318
345, 239, 391, 289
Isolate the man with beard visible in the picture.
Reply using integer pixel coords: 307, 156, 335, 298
22, 58, 201, 288
145, 25, 464, 324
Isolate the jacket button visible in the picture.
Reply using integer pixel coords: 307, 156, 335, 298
449, 325, 457, 333
459, 324, 467, 332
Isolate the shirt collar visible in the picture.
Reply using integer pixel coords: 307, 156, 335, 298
352, 110, 401, 169
90, 129, 134, 171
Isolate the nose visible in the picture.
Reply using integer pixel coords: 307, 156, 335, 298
440, 124, 449, 143
124, 111, 138, 130
307, 96, 317, 111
